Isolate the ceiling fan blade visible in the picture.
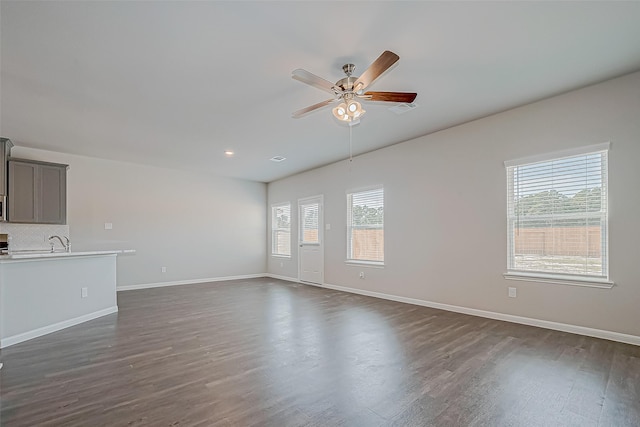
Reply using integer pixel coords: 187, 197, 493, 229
292, 99, 336, 118
362, 91, 417, 103
292, 69, 339, 95
353, 50, 400, 92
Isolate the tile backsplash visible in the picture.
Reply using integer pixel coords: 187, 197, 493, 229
0, 223, 70, 251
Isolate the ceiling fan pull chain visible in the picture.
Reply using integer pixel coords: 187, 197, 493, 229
349, 125, 353, 163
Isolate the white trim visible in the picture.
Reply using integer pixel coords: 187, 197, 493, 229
117, 274, 265, 291
264, 274, 327, 289
1, 306, 118, 349
297, 194, 324, 204
504, 272, 614, 289
271, 202, 292, 257
265, 273, 299, 283
505, 145, 610, 280
271, 202, 290, 209
263, 277, 639, 346
504, 141, 610, 167
298, 194, 324, 284
345, 260, 385, 268
297, 194, 324, 245
345, 183, 385, 195
346, 186, 384, 264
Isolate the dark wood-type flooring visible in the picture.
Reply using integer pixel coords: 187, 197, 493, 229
1, 278, 639, 426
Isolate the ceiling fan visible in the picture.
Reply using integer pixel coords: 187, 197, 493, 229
292, 50, 417, 125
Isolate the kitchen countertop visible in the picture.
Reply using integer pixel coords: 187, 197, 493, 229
0, 249, 135, 261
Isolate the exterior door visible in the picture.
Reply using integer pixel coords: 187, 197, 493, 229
298, 196, 323, 284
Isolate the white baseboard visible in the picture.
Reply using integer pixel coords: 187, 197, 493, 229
1, 306, 119, 349
264, 274, 640, 346
264, 273, 299, 283
117, 274, 266, 291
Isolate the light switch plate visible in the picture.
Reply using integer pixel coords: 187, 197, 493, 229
104, 223, 113, 230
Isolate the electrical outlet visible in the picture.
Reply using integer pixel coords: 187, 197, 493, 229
359, 271, 365, 279
161, 266, 167, 273
508, 287, 517, 298
280, 262, 284, 267
81, 287, 88, 298
104, 223, 113, 230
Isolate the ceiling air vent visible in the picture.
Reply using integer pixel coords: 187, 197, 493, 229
270, 156, 286, 162
389, 102, 419, 115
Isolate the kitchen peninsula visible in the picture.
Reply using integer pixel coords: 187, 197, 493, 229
0, 250, 131, 348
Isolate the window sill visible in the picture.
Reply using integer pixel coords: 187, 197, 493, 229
503, 272, 614, 289
271, 254, 291, 259
345, 260, 385, 268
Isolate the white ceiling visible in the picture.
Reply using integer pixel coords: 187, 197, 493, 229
2, 1, 640, 183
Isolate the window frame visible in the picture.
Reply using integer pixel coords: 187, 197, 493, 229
504, 143, 613, 288
346, 186, 384, 266
271, 202, 291, 258
299, 199, 321, 246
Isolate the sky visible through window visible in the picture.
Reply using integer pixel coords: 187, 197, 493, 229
514, 153, 603, 199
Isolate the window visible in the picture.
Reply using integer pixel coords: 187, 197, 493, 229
299, 201, 319, 244
505, 143, 609, 284
347, 187, 384, 264
271, 203, 291, 256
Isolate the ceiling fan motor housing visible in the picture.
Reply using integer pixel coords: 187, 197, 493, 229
337, 64, 358, 92
336, 76, 358, 92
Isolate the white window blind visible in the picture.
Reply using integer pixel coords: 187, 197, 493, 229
506, 145, 608, 281
299, 202, 319, 244
347, 187, 384, 263
271, 203, 291, 256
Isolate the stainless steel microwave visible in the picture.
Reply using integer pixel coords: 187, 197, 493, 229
0, 195, 6, 221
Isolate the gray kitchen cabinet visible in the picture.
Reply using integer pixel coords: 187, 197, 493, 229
0, 138, 14, 195
8, 159, 68, 224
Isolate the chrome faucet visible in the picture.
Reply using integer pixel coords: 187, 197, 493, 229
49, 235, 71, 252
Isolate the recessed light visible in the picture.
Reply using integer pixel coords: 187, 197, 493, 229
224, 150, 234, 157
270, 156, 286, 162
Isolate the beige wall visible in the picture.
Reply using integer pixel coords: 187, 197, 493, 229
267, 71, 640, 337
10, 147, 267, 288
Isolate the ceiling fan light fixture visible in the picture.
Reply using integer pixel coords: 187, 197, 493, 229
333, 100, 365, 123
333, 103, 349, 121
346, 100, 365, 119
